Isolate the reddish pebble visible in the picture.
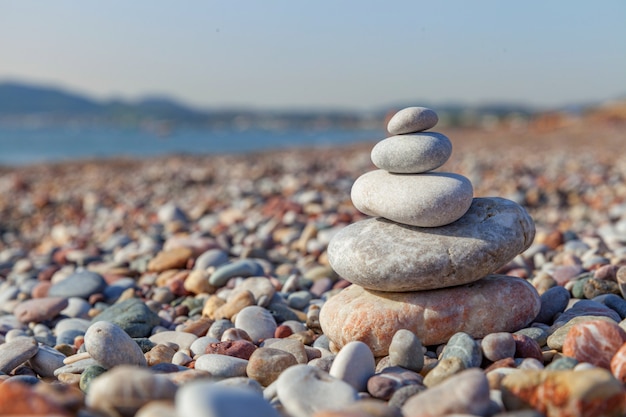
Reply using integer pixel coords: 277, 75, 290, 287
563, 320, 626, 369
205, 340, 257, 360
512, 334, 543, 362
275, 325, 293, 338
0, 381, 71, 415
551, 265, 584, 286
31, 281, 52, 298
38, 265, 60, 281
13, 297, 69, 323
333, 279, 352, 290
88, 293, 105, 305
594, 264, 620, 281
610, 342, 626, 382
74, 335, 85, 350
484, 357, 516, 373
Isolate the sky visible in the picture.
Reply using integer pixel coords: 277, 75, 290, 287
1, 1, 625, 111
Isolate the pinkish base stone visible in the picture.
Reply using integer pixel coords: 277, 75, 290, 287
320, 275, 540, 356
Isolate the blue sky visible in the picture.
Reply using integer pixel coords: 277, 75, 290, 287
1, 1, 625, 110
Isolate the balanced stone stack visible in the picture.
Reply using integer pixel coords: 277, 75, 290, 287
320, 107, 541, 357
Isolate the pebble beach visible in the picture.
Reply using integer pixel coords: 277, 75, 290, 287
1, 112, 626, 417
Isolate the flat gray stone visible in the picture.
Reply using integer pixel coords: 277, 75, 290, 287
328, 197, 535, 292
0, 337, 38, 373
387, 107, 438, 135
48, 270, 107, 299
371, 133, 452, 173
351, 170, 473, 227
194, 354, 249, 379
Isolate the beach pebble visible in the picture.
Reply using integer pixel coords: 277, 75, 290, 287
551, 299, 621, 328
321, 275, 540, 355
366, 368, 423, 400
147, 247, 193, 272
351, 170, 473, 228
205, 340, 257, 360
177, 381, 279, 417
441, 332, 482, 368
48, 270, 107, 299
403, 369, 491, 417
28, 344, 66, 378
86, 365, 177, 416
92, 298, 161, 338
13, 297, 68, 323
512, 334, 543, 362
387, 106, 438, 135
562, 319, 626, 369
276, 365, 358, 417
547, 315, 617, 350
423, 356, 466, 387
370, 133, 452, 173
149, 330, 198, 351
328, 197, 535, 292
194, 248, 230, 271
79, 365, 107, 393
501, 368, 626, 416
388, 329, 424, 372
610, 342, 626, 382
234, 306, 277, 343
194, 354, 249, 379
263, 338, 308, 364
247, 347, 298, 386
0, 336, 39, 373
329, 341, 376, 392
230, 277, 276, 307
534, 285, 570, 324
584, 278, 621, 299
482, 332, 516, 362
593, 293, 626, 319
84, 321, 147, 369
209, 259, 265, 287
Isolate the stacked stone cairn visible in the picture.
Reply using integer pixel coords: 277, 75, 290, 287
320, 106, 541, 357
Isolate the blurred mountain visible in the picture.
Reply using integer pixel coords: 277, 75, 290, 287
0, 80, 623, 131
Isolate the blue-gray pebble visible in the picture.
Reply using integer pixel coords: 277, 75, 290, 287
209, 259, 265, 287
593, 294, 626, 319
534, 285, 570, 324
48, 270, 107, 299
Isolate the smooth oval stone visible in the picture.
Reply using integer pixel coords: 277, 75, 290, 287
209, 260, 265, 287
481, 332, 516, 362
28, 344, 66, 378
13, 297, 68, 323
176, 381, 279, 417
276, 364, 358, 417
441, 332, 482, 368
194, 249, 230, 271
92, 298, 161, 338
0, 337, 38, 374
329, 341, 376, 392
194, 354, 249, 379
48, 270, 107, 299
351, 170, 473, 228
328, 197, 535, 292
534, 285, 570, 324
501, 369, 626, 417
370, 133, 452, 174
84, 321, 147, 369
388, 329, 424, 372
87, 365, 177, 416
593, 294, 626, 320
387, 106, 438, 135
402, 369, 491, 417
320, 275, 540, 356
551, 300, 621, 329
562, 319, 626, 369
247, 347, 298, 386
234, 306, 277, 343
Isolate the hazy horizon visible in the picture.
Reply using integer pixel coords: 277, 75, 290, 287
2, 1, 625, 111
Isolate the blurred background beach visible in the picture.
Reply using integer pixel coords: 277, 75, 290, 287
1, 1, 624, 165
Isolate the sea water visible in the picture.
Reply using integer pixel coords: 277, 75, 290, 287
0, 126, 383, 166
